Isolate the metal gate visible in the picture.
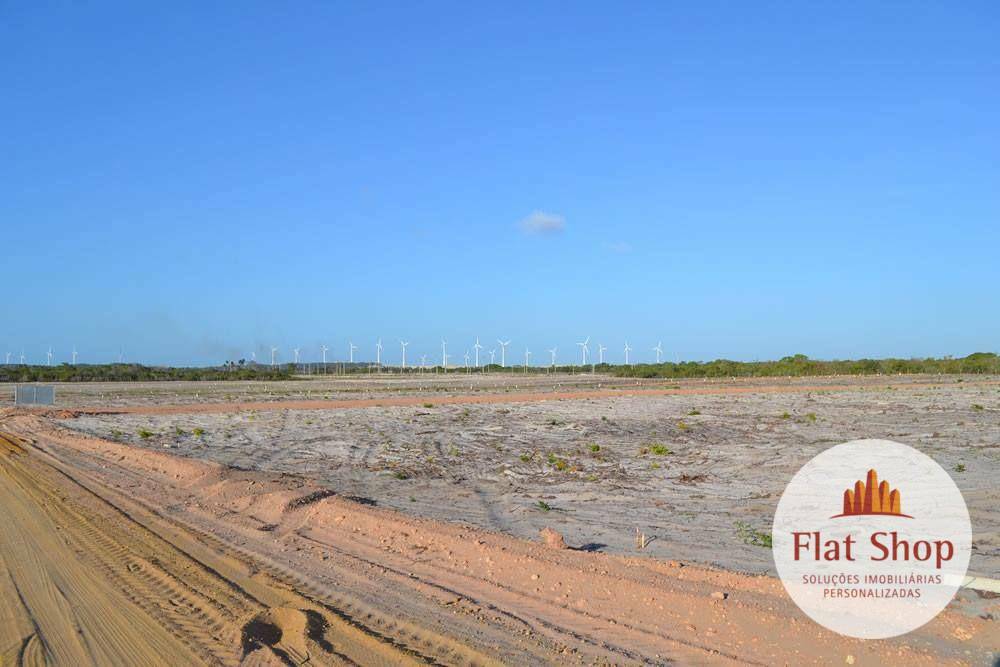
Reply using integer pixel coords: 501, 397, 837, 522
13, 385, 55, 405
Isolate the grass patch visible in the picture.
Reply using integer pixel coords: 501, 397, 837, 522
589, 443, 601, 453
688, 409, 701, 416
138, 428, 154, 439
422, 403, 434, 408
535, 500, 552, 512
735, 521, 772, 548
676, 420, 690, 431
520, 452, 533, 463
649, 443, 672, 456
193, 427, 205, 437
972, 404, 984, 411
954, 463, 966, 473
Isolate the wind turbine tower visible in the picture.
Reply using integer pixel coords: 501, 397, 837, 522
47, 347, 53, 367
293, 348, 300, 364
72, 345, 78, 365
576, 336, 590, 366
598, 343, 607, 365
321, 345, 328, 365
441, 340, 448, 368
624, 341, 632, 365
653, 341, 663, 364
489, 349, 496, 366
473, 337, 483, 367
497, 339, 510, 368
270, 346, 278, 367
376, 339, 383, 367
548, 347, 557, 367
400, 340, 409, 369
349, 341, 357, 363
524, 347, 531, 370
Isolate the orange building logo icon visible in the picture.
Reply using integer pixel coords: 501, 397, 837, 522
832, 469, 912, 518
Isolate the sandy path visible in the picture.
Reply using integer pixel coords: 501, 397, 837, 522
0, 412, 994, 665
63, 379, 1000, 416
0, 429, 468, 666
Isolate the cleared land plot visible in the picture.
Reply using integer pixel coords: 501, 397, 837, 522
64, 377, 1000, 578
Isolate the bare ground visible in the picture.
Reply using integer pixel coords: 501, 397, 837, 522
0, 412, 995, 665
59, 376, 1000, 580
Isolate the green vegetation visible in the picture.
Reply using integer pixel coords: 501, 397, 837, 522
535, 500, 552, 512
137, 428, 154, 439
972, 404, 984, 411
954, 463, 966, 473
688, 409, 701, 416
588, 443, 601, 453
648, 444, 672, 456
192, 427, 205, 437
520, 452, 533, 462
422, 403, 434, 408
611, 352, 1000, 379
735, 521, 773, 548
0, 362, 294, 383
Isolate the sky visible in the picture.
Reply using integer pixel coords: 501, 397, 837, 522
2, 2, 998, 366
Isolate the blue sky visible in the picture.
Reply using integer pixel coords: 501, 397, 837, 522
2, 2, 998, 366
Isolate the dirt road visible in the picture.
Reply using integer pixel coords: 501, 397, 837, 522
0, 412, 995, 665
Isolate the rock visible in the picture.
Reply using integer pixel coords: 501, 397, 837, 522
710, 591, 728, 600
539, 527, 568, 549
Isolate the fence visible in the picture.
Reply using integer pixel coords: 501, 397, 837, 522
13, 385, 55, 406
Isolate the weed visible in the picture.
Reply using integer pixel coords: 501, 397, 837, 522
536, 500, 552, 512
138, 428, 154, 439
688, 409, 701, 416
448, 445, 460, 457
781, 412, 791, 420
554, 458, 569, 472
422, 403, 434, 408
735, 521, 772, 548
520, 452, 533, 463
175, 426, 186, 436
651, 462, 661, 469
589, 443, 601, 453
393, 471, 410, 480
111, 429, 122, 438
193, 427, 205, 437
972, 404, 984, 411
805, 413, 817, 422
676, 420, 689, 431
954, 463, 966, 473
649, 444, 672, 456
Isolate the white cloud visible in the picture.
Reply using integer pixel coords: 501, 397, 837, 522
519, 210, 565, 235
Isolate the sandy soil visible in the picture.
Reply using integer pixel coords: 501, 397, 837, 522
0, 411, 995, 665
63, 378, 1000, 580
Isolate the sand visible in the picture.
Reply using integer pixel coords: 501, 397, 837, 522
0, 412, 994, 664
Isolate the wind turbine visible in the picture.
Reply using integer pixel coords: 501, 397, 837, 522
293, 347, 300, 364
4, 352, 10, 365
473, 337, 483, 367
400, 340, 409, 369
577, 336, 590, 365
464, 350, 470, 370
19, 350, 25, 365
321, 345, 328, 365
118, 347, 124, 363
441, 339, 448, 368
420, 354, 427, 371
653, 341, 663, 364
598, 343, 607, 365
270, 346, 278, 367
497, 339, 510, 367
548, 347, 557, 367
376, 339, 383, 367
47, 347, 53, 366
251, 351, 256, 363
72, 345, 78, 365
349, 341, 357, 363
489, 349, 496, 366
624, 341, 632, 365
524, 347, 531, 370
